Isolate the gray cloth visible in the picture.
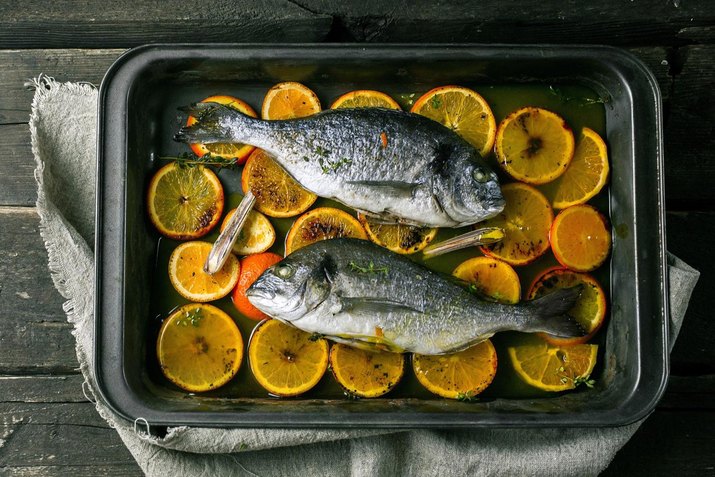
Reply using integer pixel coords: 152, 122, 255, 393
30, 76, 700, 477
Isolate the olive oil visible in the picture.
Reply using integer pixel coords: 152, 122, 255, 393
149, 83, 608, 401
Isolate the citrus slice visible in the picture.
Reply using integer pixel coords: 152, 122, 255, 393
413, 340, 498, 399
242, 148, 317, 218
285, 207, 368, 255
261, 82, 321, 120
480, 183, 553, 266
541, 128, 609, 209
495, 107, 575, 184
411, 86, 496, 157
452, 256, 521, 304
248, 319, 329, 397
330, 90, 401, 110
146, 162, 224, 240
528, 267, 607, 346
507, 335, 598, 392
232, 252, 283, 320
329, 344, 405, 398
186, 95, 257, 164
157, 303, 243, 392
168, 241, 240, 302
358, 214, 437, 255
220, 207, 276, 255
550, 204, 611, 272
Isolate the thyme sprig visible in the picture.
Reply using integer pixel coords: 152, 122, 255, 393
349, 261, 389, 276
319, 156, 353, 174
175, 307, 204, 327
456, 391, 479, 402
159, 152, 240, 169
548, 86, 609, 107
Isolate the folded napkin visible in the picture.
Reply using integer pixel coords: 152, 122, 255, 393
30, 76, 700, 477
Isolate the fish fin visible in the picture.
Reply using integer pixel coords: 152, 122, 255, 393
524, 286, 586, 338
321, 254, 338, 284
173, 102, 249, 144
339, 297, 423, 315
345, 181, 423, 200
325, 335, 405, 353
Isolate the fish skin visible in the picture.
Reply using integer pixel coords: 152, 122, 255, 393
246, 238, 584, 355
175, 103, 504, 228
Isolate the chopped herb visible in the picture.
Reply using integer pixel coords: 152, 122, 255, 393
456, 391, 478, 402
344, 390, 360, 400
315, 145, 330, 157
302, 156, 310, 162
175, 307, 204, 327
548, 86, 609, 106
159, 152, 240, 169
574, 376, 596, 388
319, 156, 353, 174
349, 261, 389, 276
239, 443, 249, 450
308, 332, 324, 342
430, 95, 443, 109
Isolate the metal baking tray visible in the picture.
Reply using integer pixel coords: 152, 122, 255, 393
95, 44, 668, 429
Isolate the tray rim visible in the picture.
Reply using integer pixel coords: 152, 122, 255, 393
94, 43, 669, 430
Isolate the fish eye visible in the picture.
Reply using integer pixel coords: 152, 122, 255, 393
275, 264, 295, 279
472, 167, 489, 183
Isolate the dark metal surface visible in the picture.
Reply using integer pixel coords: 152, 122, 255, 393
95, 44, 667, 429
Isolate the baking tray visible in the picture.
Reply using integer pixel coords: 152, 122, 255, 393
95, 44, 668, 429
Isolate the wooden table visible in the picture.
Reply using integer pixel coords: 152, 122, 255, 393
0, 2, 713, 475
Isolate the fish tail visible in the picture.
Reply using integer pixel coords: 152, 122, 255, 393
523, 286, 586, 338
174, 102, 255, 144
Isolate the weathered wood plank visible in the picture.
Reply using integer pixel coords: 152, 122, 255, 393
664, 46, 715, 205
666, 211, 714, 374
300, 0, 713, 45
659, 375, 715, 410
0, 49, 123, 125
0, 0, 331, 48
603, 410, 715, 475
0, 375, 86, 403
0, 125, 35, 206
0, 207, 77, 374
0, 465, 141, 476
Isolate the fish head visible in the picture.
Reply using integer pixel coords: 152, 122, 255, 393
436, 152, 505, 226
245, 253, 333, 322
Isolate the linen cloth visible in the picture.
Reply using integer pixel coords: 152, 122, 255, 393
30, 76, 700, 476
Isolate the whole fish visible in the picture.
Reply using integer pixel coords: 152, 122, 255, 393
245, 238, 583, 355
175, 104, 504, 228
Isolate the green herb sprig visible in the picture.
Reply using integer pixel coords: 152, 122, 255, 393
349, 261, 389, 276
548, 86, 609, 107
319, 156, 353, 174
456, 391, 479, 402
175, 307, 204, 327
159, 152, 240, 169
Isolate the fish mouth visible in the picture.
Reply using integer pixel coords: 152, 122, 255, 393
245, 285, 275, 302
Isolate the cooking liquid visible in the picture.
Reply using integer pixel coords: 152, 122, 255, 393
148, 84, 608, 400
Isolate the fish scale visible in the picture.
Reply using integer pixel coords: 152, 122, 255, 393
176, 104, 505, 228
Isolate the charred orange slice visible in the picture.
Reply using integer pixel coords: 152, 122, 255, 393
329, 344, 405, 398
285, 207, 368, 255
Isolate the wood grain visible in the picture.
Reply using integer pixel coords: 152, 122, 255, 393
299, 0, 713, 45
0, 0, 331, 48
664, 46, 715, 205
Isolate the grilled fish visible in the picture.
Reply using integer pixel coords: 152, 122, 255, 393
245, 238, 584, 355
175, 104, 504, 228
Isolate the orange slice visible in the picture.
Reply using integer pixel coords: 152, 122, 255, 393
550, 204, 611, 272
220, 207, 275, 255
157, 303, 243, 392
528, 267, 607, 346
285, 207, 368, 255
452, 256, 521, 304
330, 90, 401, 110
186, 95, 257, 164
168, 241, 240, 302
261, 82, 321, 120
146, 162, 224, 240
329, 344, 405, 398
411, 86, 496, 157
232, 253, 283, 321
495, 107, 575, 184
480, 183, 553, 266
358, 214, 437, 255
248, 319, 329, 397
507, 335, 598, 392
413, 340, 498, 399
241, 148, 317, 218
541, 128, 609, 209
